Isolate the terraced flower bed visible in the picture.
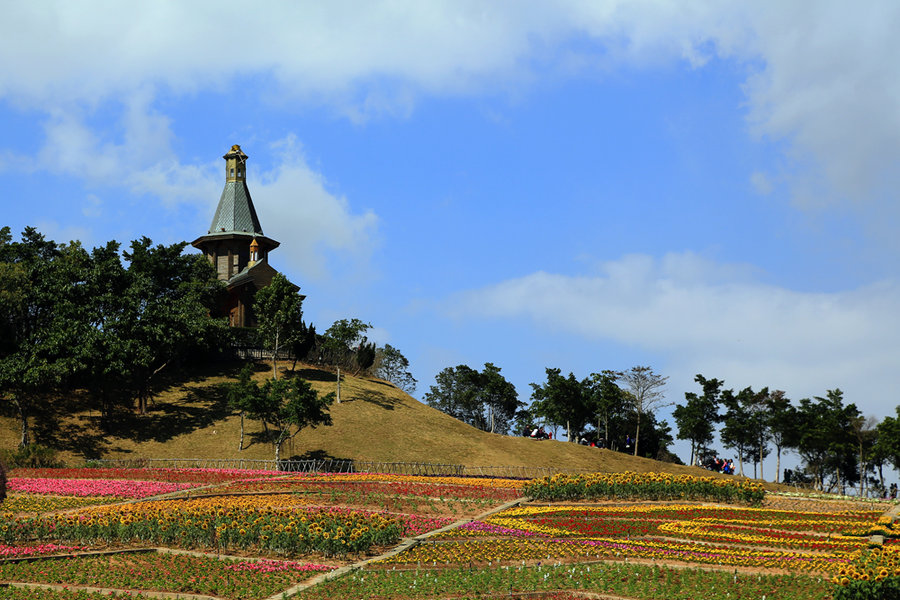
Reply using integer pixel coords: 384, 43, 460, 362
0, 551, 334, 599
0, 467, 895, 599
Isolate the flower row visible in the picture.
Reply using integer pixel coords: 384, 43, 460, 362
212, 478, 523, 501
0, 550, 334, 599
523, 471, 765, 504
7, 477, 197, 498
2, 494, 404, 557
9, 467, 280, 484
294, 472, 525, 490
1, 494, 118, 514
0, 543, 88, 557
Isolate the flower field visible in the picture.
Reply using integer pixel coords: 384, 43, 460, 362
0, 466, 897, 599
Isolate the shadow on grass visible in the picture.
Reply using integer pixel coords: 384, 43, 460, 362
293, 368, 338, 383
346, 389, 400, 410
103, 383, 232, 444
34, 413, 131, 460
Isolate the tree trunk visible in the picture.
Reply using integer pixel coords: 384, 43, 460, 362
567, 420, 571, 443
759, 441, 764, 481
775, 446, 782, 483
633, 413, 641, 457
272, 332, 280, 380
238, 411, 244, 451
859, 443, 865, 498
15, 397, 29, 448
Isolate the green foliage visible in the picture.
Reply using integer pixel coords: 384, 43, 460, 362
355, 340, 376, 373
0, 443, 62, 468
0, 227, 228, 442
524, 471, 765, 505
834, 577, 900, 600
305, 562, 829, 600
583, 370, 629, 447
425, 363, 521, 434
875, 406, 900, 472
319, 318, 375, 374
767, 390, 797, 483
0, 227, 88, 445
673, 374, 723, 465
530, 368, 590, 442
232, 371, 335, 462
619, 366, 669, 456
253, 273, 305, 379
109, 237, 227, 414
720, 386, 771, 477
374, 343, 417, 393
795, 390, 861, 492
290, 321, 318, 365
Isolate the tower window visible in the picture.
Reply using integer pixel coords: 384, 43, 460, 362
237, 169, 242, 178
230, 168, 234, 177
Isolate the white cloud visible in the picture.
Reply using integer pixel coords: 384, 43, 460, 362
450, 252, 900, 414
3, 2, 899, 212
28, 94, 217, 207
255, 136, 379, 280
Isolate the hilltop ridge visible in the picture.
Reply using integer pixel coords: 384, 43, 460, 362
1, 360, 715, 478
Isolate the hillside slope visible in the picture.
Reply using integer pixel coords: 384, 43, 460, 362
0, 360, 710, 478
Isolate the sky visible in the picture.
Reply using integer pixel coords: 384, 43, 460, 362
3, 1, 900, 473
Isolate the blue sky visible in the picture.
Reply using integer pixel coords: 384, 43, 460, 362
3, 2, 900, 470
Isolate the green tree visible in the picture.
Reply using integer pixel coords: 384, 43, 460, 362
320, 318, 373, 373
257, 377, 335, 464
227, 364, 267, 451
766, 390, 798, 483
673, 374, 723, 466
374, 344, 417, 394
479, 363, 521, 434
119, 237, 226, 413
620, 366, 669, 456
0, 228, 86, 445
720, 387, 757, 477
743, 387, 772, 479
874, 407, 900, 493
78, 240, 131, 423
289, 322, 318, 370
254, 273, 305, 380
795, 390, 859, 492
849, 414, 878, 497
584, 370, 628, 448
530, 368, 591, 442
425, 363, 520, 434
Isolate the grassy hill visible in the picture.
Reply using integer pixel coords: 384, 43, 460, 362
1, 360, 724, 479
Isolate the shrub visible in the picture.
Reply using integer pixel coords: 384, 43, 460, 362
0, 444, 63, 469
0, 460, 6, 503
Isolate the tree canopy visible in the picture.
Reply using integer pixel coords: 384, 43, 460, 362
253, 273, 305, 379
425, 363, 520, 434
620, 366, 669, 456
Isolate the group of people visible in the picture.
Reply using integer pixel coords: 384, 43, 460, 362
700, 456, 735, 475
524, 426, 553, 440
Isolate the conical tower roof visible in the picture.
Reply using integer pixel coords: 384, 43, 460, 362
208, 145, 263, 235
208, 179, 264, 235
191, 145, 279, 254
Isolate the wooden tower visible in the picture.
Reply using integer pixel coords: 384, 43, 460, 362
191, 145, 282, 327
